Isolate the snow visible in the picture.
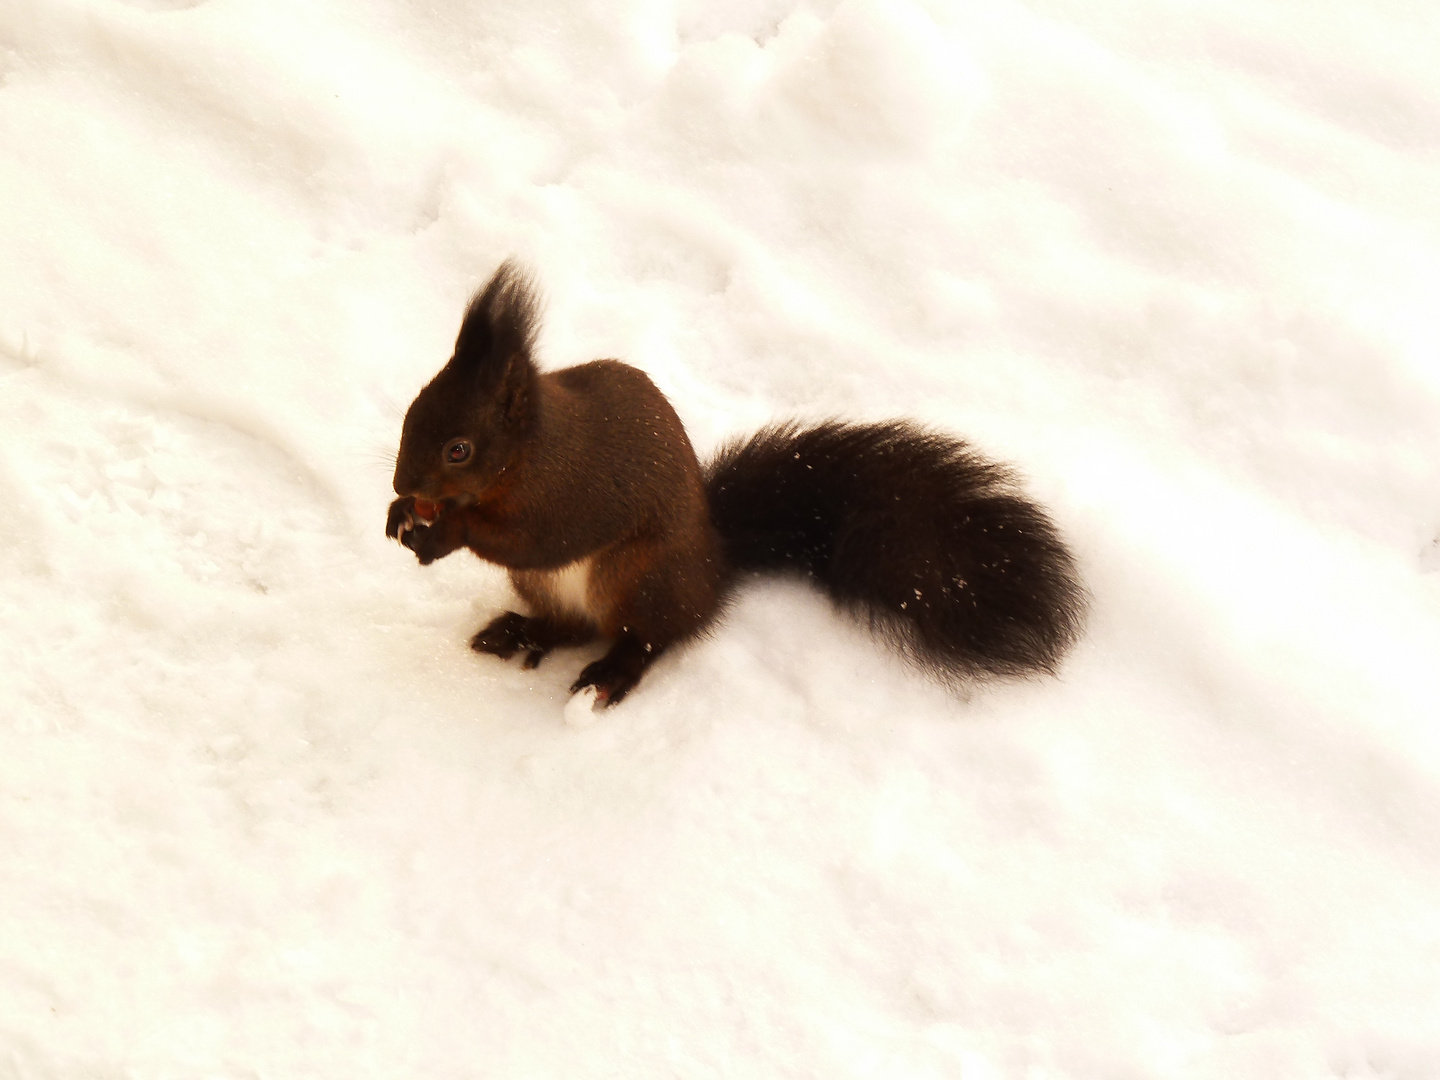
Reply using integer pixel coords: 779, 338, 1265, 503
3, 0, 1440, 1075
564, 684, 602, 727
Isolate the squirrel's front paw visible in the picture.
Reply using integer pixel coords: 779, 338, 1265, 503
404, 522, 443, 565
385, 496, 416, 541
387, 496, 456, 565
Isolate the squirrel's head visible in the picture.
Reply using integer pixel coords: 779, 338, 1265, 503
393, 261, 540, 502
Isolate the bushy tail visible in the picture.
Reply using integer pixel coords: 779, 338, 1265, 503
704, 421, 1086, 680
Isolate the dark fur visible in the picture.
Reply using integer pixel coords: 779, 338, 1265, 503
389, 263, 1085, 704
706, 421, 1086, 680
388, 262, 724, 703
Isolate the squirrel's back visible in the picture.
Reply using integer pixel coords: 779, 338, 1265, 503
517, 359, 713, 558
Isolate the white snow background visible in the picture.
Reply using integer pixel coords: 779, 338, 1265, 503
3, 0, 1440, 1075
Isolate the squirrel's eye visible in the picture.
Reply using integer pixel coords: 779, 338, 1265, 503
444, 439, 472, 464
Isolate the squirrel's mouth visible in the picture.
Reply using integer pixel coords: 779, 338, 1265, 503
407, 493, 475, 525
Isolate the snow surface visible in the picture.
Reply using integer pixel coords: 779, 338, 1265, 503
3, 0, 1440, 1075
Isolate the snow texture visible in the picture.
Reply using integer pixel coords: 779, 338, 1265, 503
3, 0, 1440, 1076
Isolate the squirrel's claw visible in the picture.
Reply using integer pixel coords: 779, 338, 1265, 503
385, 496, 416, 541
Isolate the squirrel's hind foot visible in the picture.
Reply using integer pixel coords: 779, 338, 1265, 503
472, 611, 595, 670
569, 636, 667, 707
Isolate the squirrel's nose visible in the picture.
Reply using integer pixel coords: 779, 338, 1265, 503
392, 469, 418, 498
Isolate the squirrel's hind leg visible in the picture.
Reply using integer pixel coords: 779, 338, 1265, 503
570, 529, 725, 705
570, 635, 668, 706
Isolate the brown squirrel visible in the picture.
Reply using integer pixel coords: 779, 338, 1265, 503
387, 262, 1086, 706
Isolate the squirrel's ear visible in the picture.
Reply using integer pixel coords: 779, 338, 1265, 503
502, 359, 530, 424
452, 260, 540, 384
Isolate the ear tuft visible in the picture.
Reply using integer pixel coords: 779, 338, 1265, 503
452, 260, 542, 379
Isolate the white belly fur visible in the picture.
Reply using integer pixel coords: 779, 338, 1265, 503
528, 556, 596, 621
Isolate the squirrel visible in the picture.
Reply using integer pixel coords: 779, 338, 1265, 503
387, 262, 1086, 706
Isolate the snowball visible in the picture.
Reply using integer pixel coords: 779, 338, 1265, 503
563, 684, 602, 727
